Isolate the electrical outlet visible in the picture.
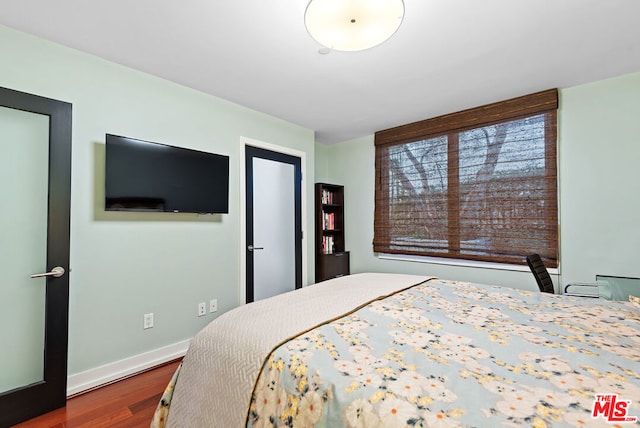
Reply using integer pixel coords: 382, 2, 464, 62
209, 299, 218, 313
198, 302, 206, 317
143, 313, 154, 329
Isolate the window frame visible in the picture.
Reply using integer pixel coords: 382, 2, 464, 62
374, 89, 558, 267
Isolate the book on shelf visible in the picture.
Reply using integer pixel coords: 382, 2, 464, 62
322, 235, 335, 254
321, 189, 334, 205
322, 211, 335, 230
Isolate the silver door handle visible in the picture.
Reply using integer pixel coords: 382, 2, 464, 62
31, 266, 65, 279
247, 245, 264, 252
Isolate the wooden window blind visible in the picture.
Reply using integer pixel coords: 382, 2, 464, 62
374, 89, 558, 267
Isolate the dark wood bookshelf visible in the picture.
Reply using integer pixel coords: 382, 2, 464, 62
315, 183, 350, 282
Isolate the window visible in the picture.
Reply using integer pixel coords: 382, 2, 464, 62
374, 89, 558, 267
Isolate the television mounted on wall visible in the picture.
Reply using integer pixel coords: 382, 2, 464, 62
105, 134, 229, 214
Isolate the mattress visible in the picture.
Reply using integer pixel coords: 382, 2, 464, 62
158, 273, 640, 427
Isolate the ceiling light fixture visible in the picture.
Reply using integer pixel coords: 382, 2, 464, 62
304, 0, 405, 52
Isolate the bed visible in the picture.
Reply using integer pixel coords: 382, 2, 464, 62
153, 273, 640, 427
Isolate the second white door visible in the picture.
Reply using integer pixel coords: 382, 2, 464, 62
245, 146, 302, 302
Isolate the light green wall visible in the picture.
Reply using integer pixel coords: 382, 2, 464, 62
314, 142, 331, 183
324, 72, 640, 291
0, 24, 315, 375
558, 72, 640, 283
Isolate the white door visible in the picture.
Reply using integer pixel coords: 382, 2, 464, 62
245, 146, 302, 302
0, 87, 72, 426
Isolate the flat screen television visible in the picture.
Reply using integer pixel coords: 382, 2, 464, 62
105, 134, 229, 214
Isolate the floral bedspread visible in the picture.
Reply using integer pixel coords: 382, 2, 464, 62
247, 279, 640, 427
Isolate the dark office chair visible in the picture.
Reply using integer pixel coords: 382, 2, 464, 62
526, 254, 555, 294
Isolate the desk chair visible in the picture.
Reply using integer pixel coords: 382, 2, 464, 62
526, 254, 599, 297
526, 254, 555, 293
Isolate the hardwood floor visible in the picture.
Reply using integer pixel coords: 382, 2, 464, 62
13, 360, 181, 428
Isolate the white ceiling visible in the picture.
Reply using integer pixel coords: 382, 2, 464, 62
1, 0, 639, 144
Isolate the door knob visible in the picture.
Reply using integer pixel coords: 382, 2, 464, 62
30, 266, 65, 279
247, 245, 264, 252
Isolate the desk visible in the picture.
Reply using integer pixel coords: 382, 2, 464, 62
596, 275, 640, 301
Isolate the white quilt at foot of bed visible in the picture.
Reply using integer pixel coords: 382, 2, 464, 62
166, 273, 431, 428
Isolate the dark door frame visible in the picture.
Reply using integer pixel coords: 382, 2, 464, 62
245, 145, 302, 303
0, 87, 72, 426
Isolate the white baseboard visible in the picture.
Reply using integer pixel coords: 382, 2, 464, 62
66, 339, 191, 397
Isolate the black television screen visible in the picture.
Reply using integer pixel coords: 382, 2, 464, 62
105, 134, 229, 214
